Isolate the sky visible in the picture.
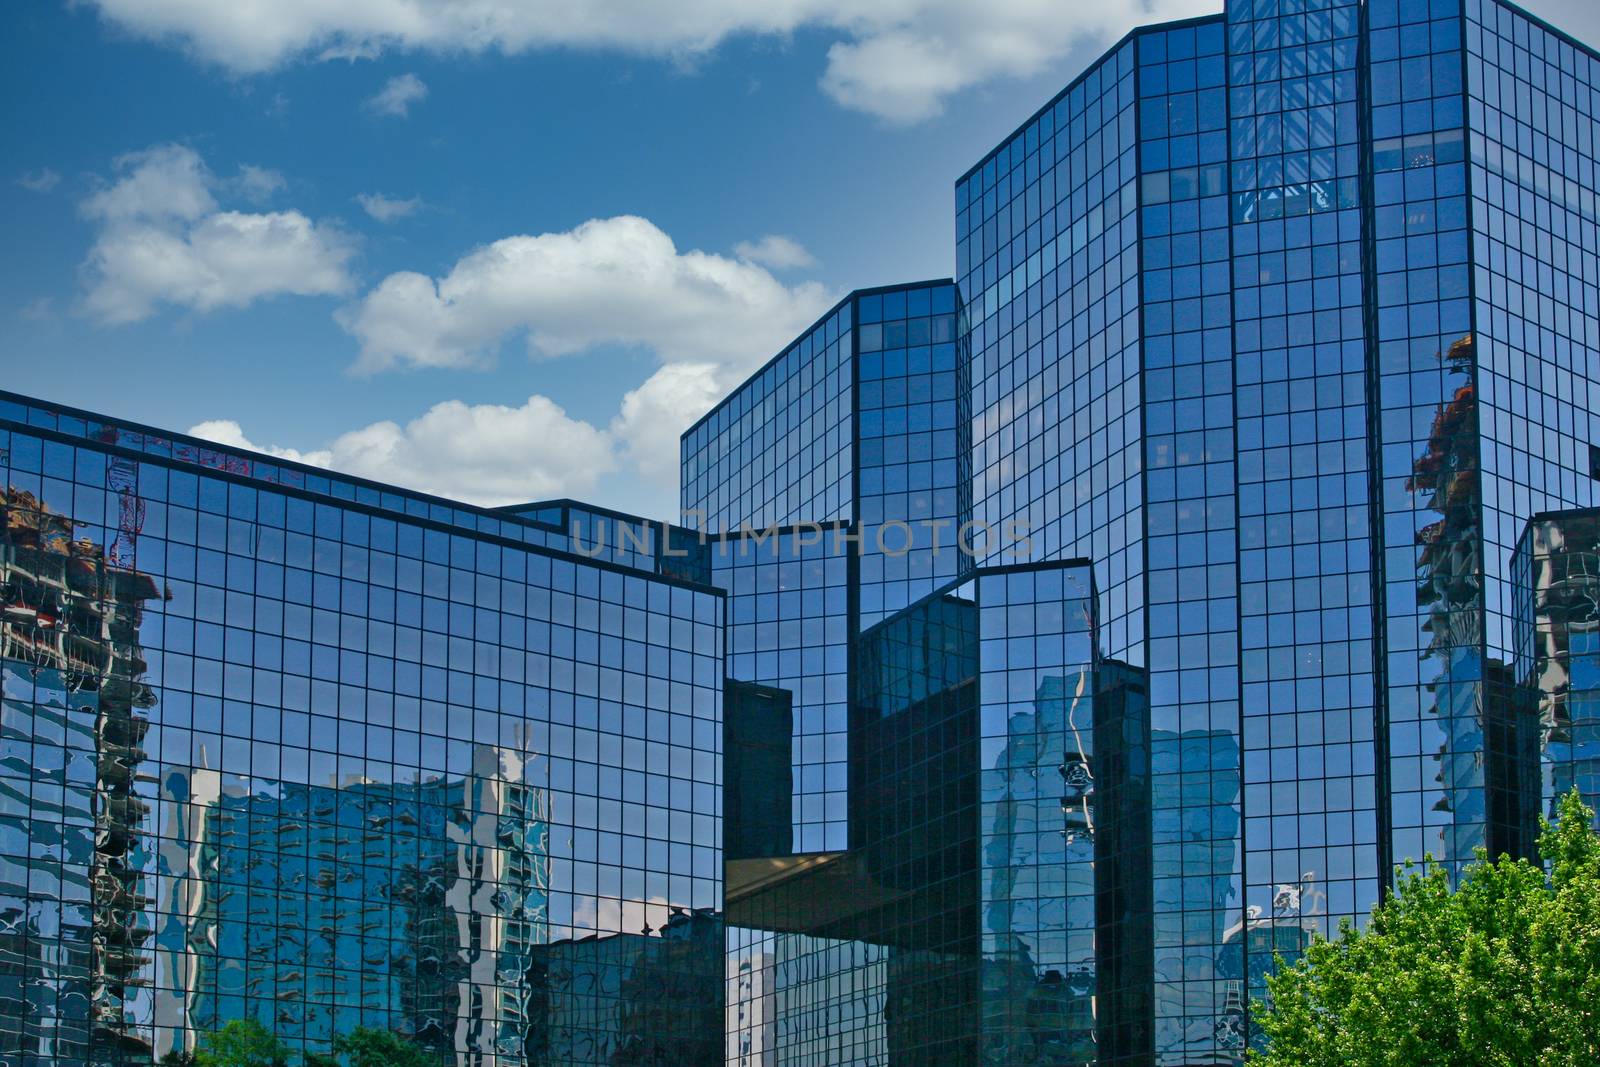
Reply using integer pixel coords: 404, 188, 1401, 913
4, 0, 1596, 521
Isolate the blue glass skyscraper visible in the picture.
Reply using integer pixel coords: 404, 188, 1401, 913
708, 0, 1600, 1063
953, 0, 1596, 1060
5, 0, 1600, 1063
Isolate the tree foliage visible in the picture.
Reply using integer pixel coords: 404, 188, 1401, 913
180, 1021, 435, 1067
193, 1020, 292, 1067
1252, 789, 1600, 1066
329, 1027, 440, 1067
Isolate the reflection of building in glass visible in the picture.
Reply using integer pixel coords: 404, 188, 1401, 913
527, 907, 721, 1066
0, 394, 725, 1066
0, 483, 162, 1064
1400, 333, 1505, 870
5, 0, 1600, 1058
1516, 509, 1600, 832
149, 745, 549, 1061
722, 561, 1129, 1065
724, 682, 794, 861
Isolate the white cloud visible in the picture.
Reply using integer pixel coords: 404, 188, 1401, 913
82, 144, 216, 223
17, 169, 62, 193
611, 363, 730, 484
232, 164, 286, 202
187, 367, 731, 511
188, 419, 332, 466
356, 192, 422, 222
365, 73, 428, 117
315, 214, 827, 510
189, 395, 616, 506
83, 0, 1219, 122
79, 144, 354, 325
337, 214, 832, 373
734, 234, 816, 271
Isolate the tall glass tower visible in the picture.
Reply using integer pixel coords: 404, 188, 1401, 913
954, 0, 1599, 1060
704, 0, 1600, 1062
5, 0, 1599, 1063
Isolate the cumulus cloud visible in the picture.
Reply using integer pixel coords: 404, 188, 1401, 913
184, 216, 821, 508
232, 164, 286, 202
17, 169, 62, 193
188, 419, 332, 466
189, 395, 615, 506
365, 73, 428, 117
82, 0, 1218, 122
167, 205, 829, 507
356, 192, 422, 222
611, 363, 730, 484
733, 235, 816, 271
78, 144, 354, 325
337, 214, 832, 373
316, 213, 828, 508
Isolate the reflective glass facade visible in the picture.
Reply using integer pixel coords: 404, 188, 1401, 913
9, 1, 1600, 1063
705, 4, 1600, 1055
1515, 508, 1600, 831
943, 0, 1600, 1061
1227, 0, 1379, 1052
684, 282, 960, 857
681, 307, 855, 532
0, 394, 725, 1066
714, 526, 852, 855
724, 561, 1105, 1065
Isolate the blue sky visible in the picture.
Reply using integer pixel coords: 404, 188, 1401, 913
4, 0, 1594, 520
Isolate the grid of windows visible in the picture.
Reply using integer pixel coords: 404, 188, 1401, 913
857, 283, 964, 628
680, 307, 854, 533
1225, 0, 1382, 1055
1469, 0, 1600, 846
956, 42, 1146, 663
724, 927, 887, 1066
0, 414, 724, 1066
1515, 509, 1600, 830
1366, 0, 1488, 874
713, 527, 851, 855
975, 566, 1099, 1062
1136, 21, 1250, 1061
17, 0, 1600, 1062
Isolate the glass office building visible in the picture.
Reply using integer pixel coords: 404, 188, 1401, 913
682, 280, 963, 857
8, 0, 1600, 1064
0, 392, 725, 1066
700, 0, 1600, 1063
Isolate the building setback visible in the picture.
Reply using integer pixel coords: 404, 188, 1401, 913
703, 0, 1600, 1063
3, 0, 1600, 1064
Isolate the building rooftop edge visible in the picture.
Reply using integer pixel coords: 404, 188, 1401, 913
954, 11, 1226, 189
0, 387, 578, 537
1489, 0, 1600, 66
678, 277, 955, 445
0, 394, 727, 596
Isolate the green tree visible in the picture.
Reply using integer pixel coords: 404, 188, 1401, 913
328, 1027, 439, 1067
192, 1019, 293, 1067
1252, 789, 1600, 1066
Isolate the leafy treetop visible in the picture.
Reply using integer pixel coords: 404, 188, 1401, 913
1251, 789, 1600, 1067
